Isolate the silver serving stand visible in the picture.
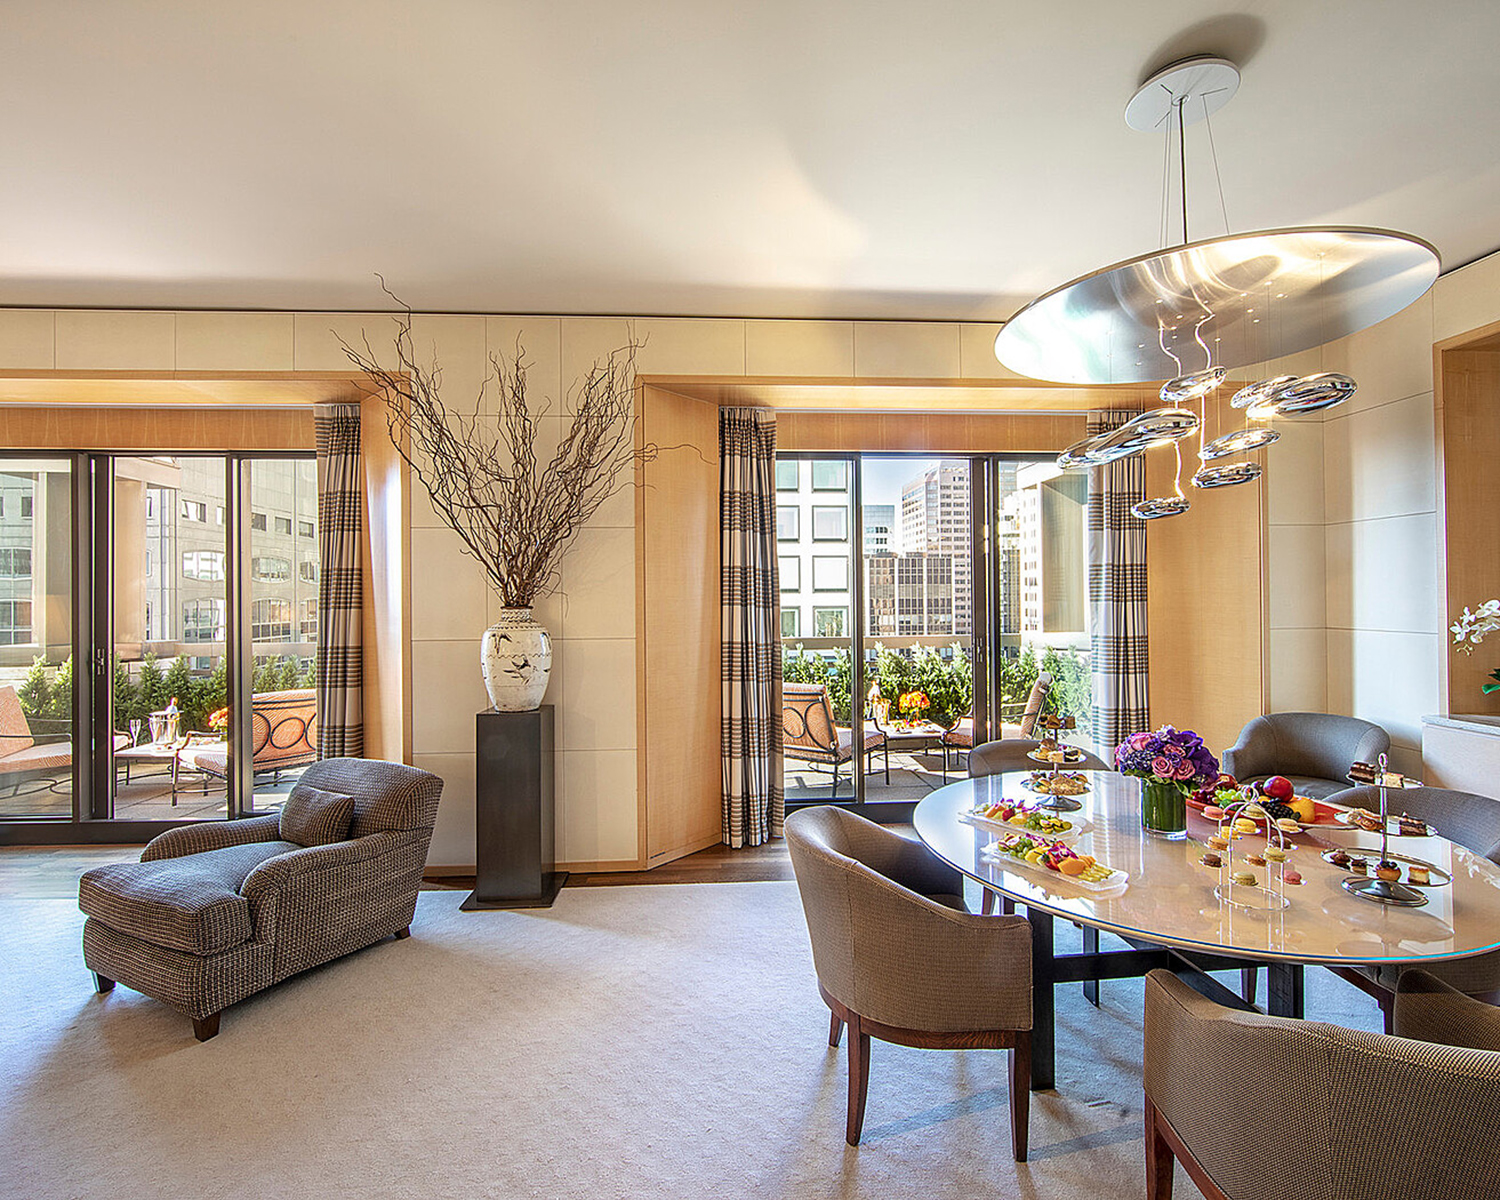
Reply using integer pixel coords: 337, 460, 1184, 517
1340, 754, 1426, 908
1026, 715, 1085, 811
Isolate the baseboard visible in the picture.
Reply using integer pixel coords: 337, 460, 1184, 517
647, 832, 723, 868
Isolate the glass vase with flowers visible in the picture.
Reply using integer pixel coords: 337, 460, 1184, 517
1114, 726, 1220, 839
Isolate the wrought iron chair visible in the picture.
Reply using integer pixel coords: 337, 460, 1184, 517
782, 682, 886, 799
941, 671, 1053, 774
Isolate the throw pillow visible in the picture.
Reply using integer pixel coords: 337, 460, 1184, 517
279, 783, 356, 847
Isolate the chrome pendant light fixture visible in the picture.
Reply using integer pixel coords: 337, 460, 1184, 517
1017, 50, 1439, 518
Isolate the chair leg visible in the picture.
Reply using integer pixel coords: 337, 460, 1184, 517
1378, 988, 1395, 1034
831, 759, 841, 800
192, 1013, 221, 1042
982, 886, 998, 915
1241, 966, 1258, 1006
1010, 1031, 1031, 1162
92, 972, 115, 993
845, 1014, 871, 1146
393, 926, 411, 940
1145, 1094, 1175, 1200
829, 1009, 844, 1048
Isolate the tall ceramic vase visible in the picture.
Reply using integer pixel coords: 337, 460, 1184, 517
480, 608, 552, 712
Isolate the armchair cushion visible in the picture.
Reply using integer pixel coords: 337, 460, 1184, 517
79, 840, 297, 955
279, 783, 355, 847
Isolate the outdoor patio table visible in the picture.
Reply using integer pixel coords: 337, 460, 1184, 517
913, 771, 1500, 1090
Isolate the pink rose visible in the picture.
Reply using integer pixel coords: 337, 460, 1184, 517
1151, 756, 1173, 777
1130, 732, 1152, 750
1174, 759, 1197, 781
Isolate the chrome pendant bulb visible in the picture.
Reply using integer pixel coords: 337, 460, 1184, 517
1132, 495, 1191, 520
1055, 407, 1199, 471
1271, 372, 1357, 415
1230, 375, 1298, 409
1201, 427, 1280, 460
1192, 461, 1262, 489
1161, 368, 1226, 404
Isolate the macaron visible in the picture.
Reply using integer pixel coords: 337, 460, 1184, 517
1202, 805, 1227, 821
1264, 847, 1288, 863
1283, 870, 1303, 885
1231, 871, 1257, 887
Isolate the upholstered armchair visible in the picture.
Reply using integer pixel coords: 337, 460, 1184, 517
1221, 712, 1389, 798
968, 737, 1111, 777
1144, 968, 1500, 1200
79, 758, 443, 1040
785, 806, 1033, 1159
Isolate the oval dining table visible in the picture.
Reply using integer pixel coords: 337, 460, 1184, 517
913, 771, 1500, 1090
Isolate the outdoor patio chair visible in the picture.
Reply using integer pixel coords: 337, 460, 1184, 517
782, 682, 886, 799
940, 671, 1052, 774
182, 689, 318, 785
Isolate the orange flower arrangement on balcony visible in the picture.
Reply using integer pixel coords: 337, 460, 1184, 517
896, 691, 931, 725
207, 707, 230, 734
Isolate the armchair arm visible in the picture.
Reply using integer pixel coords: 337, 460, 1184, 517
1220, 715, 1271, 780
141, 813, 283, 861
1145, 969, 1500, 1200
1395, 967, 1500, 1052
240, 831, 414, 944
838, 819, 963, 899
843, 863, 1031, 1033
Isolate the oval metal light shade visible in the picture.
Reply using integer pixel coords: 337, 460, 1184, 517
994, 227, 1438, 384
1201, 426, 1280, 459
1230, 375, 1298, 409
1192, 461, 1262, 489
1160, 367, 1226, 403
1270, 372, 1357, 415
1055, 407, 1199, 470
1132, 495, 1191, 519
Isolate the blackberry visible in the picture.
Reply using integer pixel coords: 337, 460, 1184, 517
1263, 800, 1296, 820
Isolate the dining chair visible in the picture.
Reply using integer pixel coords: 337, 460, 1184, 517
1323, 783, 1500, 1026
1221, 711, 1389, 798
968, 737, 1111, 777
784, 806, 1034, 1160
1143, 967, 1500, 1200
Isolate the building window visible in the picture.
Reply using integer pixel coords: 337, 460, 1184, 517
20, 495, 33, 519
0, 599, 32, 645
812, 556, 848, 592
250, 512, 268, 532
0, 548, 32, 577
298, 519, 315, 538
781, 608, 799, 638
298, 560, 319, 584
251, 555, 291, 582
251, 598, 293, 642
811, 505, 848, 541
779, 556, 799, 591
813, 607, 847, 637
182, 598, 225, 643
300, 599, 318, 639
775, 460, 799, 491
776, 506, 799, 541
181, 550, 225, 581
274, 516, 293, 536
811, 461, 847, 491
180, 499, 207, 522
216, 505, 225, 525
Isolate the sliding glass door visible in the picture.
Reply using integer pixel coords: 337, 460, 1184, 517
0, 451, 317, 839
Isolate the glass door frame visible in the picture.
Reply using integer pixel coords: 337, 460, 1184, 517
0, 448, 316, 844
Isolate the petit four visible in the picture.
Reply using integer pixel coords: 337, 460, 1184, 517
1328, 848, 1351, 868
1275, 818, 1302, 834
1375, 861, 1402, 882
1348, 855, 1369, 876
1397, 814, 1431, 837
1208, 835, 1230, 851
1233, 817, 1259, 834
1231, 871, 1258, 887
1246, 853, 1267, 867
1264, 847, 1288, 863
1408, 865, 1431, 885
1202, 805, 1227, 820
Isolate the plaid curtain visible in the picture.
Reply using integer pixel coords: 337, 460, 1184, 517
314, 403, 364, 758
1087, 410, 1150, 756
721, 408, 783, 848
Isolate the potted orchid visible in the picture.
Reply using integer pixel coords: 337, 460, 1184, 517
1114, 725, 1220, 840
1451, 600, 1500, 695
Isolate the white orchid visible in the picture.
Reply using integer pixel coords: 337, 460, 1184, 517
1451, 599, 1500, 654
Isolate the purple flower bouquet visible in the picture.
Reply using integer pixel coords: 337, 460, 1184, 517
1114, 726, 1220, 839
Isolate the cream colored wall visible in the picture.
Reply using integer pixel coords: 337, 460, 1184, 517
0, 307, 1009, 869
1313, 249, 1500, 778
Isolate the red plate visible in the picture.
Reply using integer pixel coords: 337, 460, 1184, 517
1185, 795, 1344, 827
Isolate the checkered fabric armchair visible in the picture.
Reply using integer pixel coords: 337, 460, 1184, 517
1144, 968, 1500, 1200
79, 758, 443, 1041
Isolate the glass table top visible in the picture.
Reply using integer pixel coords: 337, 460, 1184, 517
913, 773, 1500, 965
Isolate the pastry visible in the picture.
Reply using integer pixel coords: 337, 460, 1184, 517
1328, 848, 1351, 868
1349, 761, 1379, 784
1246, 853, 1267, 867
1349, 808, 1384, 833
1349, 855, 1368, 876
1264, 847, 1288, 863
1408, 865, 1431, 885
1208, 835, 1230, 851
1397, 814, 1431, 837
1375, 861, 1402, 882
1276, 818, 1302, 834
1200, 852, 1223, 869
1284, 870, 1303, 885
1231, 871, 1258, 887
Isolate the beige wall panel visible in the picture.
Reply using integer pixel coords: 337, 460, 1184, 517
958, 323, 1025, 379
1268, 524, 1326, 630
554, 637, 637, 751
1265, 419, 1324, 526
1323, 392, 1437, 525
1146, 448, 1264, 757
55, 311, 175, 370
1422, 722, 1500, 798
557, 749, 641, 866
415, 751, 477, 870
560, 317, 637, 412
557, 526, 635, 640
409, 525, 492, 641
639, 385, 721, 866
634, 318, 745, 376
777, 410, 1086, 453
1435, 253, 1500, 342
1326, 513, 1441, 636
1328, 628, 1440, 750
406, 314, 488, 416
1268, 628, 1328, 712
0, 310, 55, 368
745, 320, 854, 377
175, 312, 294, 371
485, 316, 562, 416
1334, 297, 1435, 415
853, 321, 962, 378
293, 312, 403, 371
409, 639, 492, 755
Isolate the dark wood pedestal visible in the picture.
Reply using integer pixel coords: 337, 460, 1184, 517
461, 706, 568, 910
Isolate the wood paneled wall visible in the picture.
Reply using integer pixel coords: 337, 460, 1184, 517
777, 410, 1086, 453
1436, 342, 1500, 716
0, 404, 314, 449
1145, 447, 1267, 758
637, 386, 723, 866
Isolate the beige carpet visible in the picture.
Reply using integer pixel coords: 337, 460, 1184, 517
1, 882, 1382, 1199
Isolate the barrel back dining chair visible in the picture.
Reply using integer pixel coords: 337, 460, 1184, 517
784, 805, 1034, 1160
968, 738, 1111, 777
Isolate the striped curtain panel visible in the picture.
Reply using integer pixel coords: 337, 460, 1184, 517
720, 407, 783, 848
1086, 410, 1150, 755
314, 403, 364, 758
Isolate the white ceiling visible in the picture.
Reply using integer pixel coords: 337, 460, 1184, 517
3, 1, 1498, 319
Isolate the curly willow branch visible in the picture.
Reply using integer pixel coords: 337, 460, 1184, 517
338, 301, 660, 608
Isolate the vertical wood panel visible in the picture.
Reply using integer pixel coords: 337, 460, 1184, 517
361, 391, 411, 762
1145, 447, 1266, 758
640, 386, 722, 865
